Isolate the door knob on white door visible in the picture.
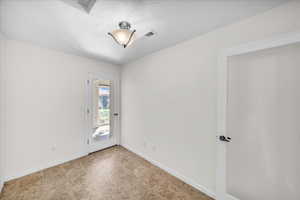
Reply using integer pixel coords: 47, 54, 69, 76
219, 135, 231, 142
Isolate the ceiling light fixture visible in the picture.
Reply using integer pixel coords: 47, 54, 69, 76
108, 21, 136, 48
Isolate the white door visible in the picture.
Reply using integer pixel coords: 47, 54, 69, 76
217, 42, 300, 200
86, 73, 119, 153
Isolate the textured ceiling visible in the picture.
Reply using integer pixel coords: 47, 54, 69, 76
0, 0, 288, 65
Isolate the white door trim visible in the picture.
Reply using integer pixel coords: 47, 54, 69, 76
85, 71, 121, 154
216, 30, 300, 200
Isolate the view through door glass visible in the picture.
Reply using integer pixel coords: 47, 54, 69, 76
226, 42, 300, 200
92, 80, 111, 142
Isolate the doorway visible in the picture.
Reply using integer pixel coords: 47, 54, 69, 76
216, 33, 300, 200
87, 73, 120, 153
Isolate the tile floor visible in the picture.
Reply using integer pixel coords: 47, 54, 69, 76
0, 146, 213, 200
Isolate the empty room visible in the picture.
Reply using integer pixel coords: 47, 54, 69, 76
0, 0, 299, 200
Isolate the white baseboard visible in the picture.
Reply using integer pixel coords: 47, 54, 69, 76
227, 194, 240, 200
122, 144, 216, 199
4, 152, 87, 182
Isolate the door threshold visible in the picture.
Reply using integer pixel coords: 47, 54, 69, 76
88, 144, 119, 155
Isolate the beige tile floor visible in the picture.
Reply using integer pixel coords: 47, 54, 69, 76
0, 146, 213, 200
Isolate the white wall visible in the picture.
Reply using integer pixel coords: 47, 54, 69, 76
227, 43, 300, 200
121, 1, 300, 197
0, 39, 120, 181
0, 32, 6, 191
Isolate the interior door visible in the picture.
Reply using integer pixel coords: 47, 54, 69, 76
87, 73, 118, 153
218, 42, 300, 200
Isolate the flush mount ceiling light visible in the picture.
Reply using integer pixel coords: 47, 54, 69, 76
108, 21, 136, 48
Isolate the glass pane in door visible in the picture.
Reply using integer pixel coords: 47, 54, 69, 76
92, 80, 111, 142
226, 43, 300, 200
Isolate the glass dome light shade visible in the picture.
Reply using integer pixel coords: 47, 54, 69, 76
108, 21, 136, 48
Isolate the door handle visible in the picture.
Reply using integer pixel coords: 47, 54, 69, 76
219, 135, 231, 142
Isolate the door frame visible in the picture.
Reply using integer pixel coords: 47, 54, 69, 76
216, 31, 300, 200
85, 71, 121, 154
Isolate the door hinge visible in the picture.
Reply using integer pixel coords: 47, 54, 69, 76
87, 139, 90, 144
87, 108, 90, 114
87, 80, 90, 84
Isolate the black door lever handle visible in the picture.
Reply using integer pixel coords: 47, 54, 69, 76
219, 135, 231, 142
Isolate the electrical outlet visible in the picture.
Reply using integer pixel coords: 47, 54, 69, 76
152, 145, 157, 152
51, 146, 56, 151
143, 141, 147, 148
